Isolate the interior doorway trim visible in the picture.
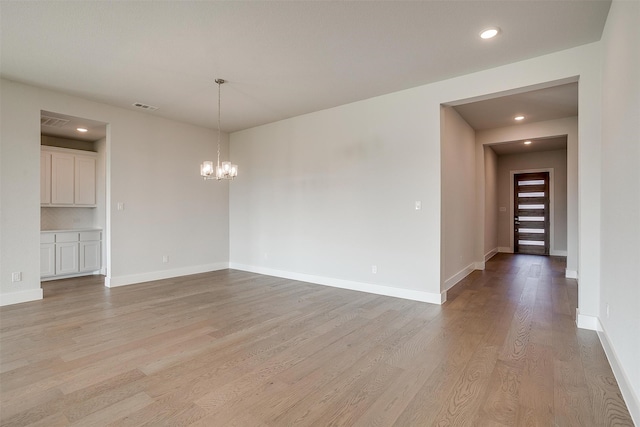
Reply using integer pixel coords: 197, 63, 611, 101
508, 167, 561, 255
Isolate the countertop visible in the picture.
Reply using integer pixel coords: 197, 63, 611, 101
41, 228, 102, 233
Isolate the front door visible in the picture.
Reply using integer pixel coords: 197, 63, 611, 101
514, 172, 550, 255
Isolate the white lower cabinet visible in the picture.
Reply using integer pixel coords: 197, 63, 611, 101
41, 229, 102, 279
40, 243, 55, 277
56, 242, 79, 275
79, 232, 101, 272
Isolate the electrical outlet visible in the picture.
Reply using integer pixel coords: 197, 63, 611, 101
415, 201, 422, 210
162, 255, 169, 263
11, 272, 22, 282
117, 202, 124, 211
371, 265, 377, 274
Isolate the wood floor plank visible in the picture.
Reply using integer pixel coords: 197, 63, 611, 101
432, 342, 500, 426
0, 256, 633, 426
577, 329, 634, 426
351, 364, 436, 427
267, 344, 391, 426
515, 342, 554, 427
1, 369, 148, 426
474, 359, 522, 426
310, 362, 403, 426
391, 329, 486, 425
67, 391, 154, 426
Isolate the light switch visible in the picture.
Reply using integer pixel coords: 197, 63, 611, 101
117, 202, 124, 211
499, 207, 506, 212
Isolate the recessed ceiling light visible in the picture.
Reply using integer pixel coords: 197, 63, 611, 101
514, 115, 525, 121
480, 27, 500, 39
524, 140, 532, 145
77, 127, 88, 133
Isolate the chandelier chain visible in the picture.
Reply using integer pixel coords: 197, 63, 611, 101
216, 79, 222, 167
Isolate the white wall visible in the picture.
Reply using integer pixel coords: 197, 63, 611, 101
495, 149, 568, 255
0, 79, 230, 305
599, 0, 640, 421
441, 106, 477, 290
95, 136, 107, 273
1, 79, 43, 304
230, 43, 603, 307
229, 88, 441, 303
483, 146, 499, 257
476, 117, 578, 274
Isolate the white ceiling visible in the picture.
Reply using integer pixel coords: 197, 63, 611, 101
1, 1, 610, 133
452, 83, 578, 131
41, 111, 107, 142
489, 135, 567, 156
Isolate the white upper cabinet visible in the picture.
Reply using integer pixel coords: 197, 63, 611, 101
40, 151, 51, 204
75, 156, 96, 206
41, 147, 97, 207
51, 152, 75, 205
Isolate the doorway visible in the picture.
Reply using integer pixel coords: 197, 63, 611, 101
514, 171, 550, 255
40, 110, 109, 285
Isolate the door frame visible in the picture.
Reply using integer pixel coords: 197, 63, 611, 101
509, 167, 555, 254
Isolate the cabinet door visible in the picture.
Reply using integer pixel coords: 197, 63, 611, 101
79, 241, 101, 272
40, 243, 55, 277
75, 156, 96, 206
51, 153, 75, 205
56, 242, 79, 275
40, 152, 51, 205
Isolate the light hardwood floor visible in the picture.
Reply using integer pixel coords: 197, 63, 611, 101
0, 254, 633, 426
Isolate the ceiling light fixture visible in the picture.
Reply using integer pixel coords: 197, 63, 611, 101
480, 27, 500, 39
76, 127, 88, 133
524, 140, 532, 145
514, 115, 525, 121
200, 78, 238, 181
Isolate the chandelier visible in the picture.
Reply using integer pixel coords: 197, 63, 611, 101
200, 78, 238, 180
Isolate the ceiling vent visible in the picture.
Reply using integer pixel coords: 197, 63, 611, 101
41, 115, 70, 128
132, 102, 158, 112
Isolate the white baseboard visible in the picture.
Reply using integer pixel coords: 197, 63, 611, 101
565, 269, 578, 279
475, 248, 500, 271
228, 263, 445, 305
598, 325, 640, 426
0, 288, 44, 306
485, 247, 499, 262
495, 247, 567, 257
550, 249, 568, 256
443, 263, 476, 292
105, 263, 229, 288
41, 269, 102, 282
575, 309, 601, 331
